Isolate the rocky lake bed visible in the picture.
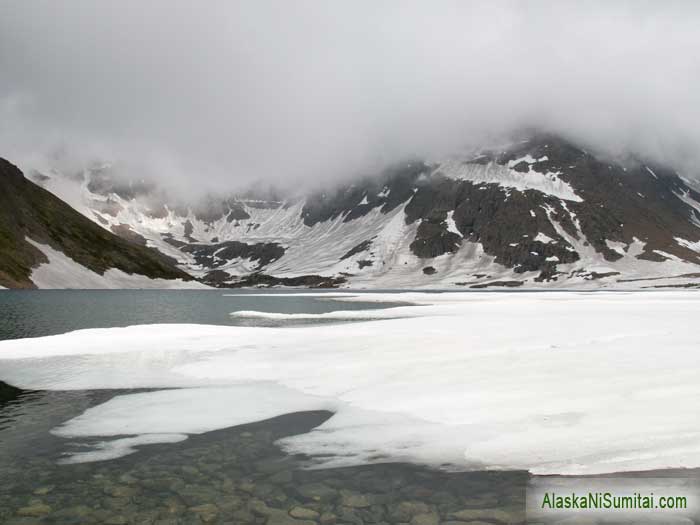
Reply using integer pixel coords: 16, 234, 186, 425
0, 394, 526, 525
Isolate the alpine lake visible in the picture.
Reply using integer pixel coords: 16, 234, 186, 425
1, 290, 694, 525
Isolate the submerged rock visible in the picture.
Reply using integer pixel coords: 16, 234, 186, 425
289, 506, 320, 520
188, 503, 219, 522
410, 512, 440, 525
31, 486, 54, 496
339, 489, 373, 508
388, 500, 431, 521
16, 503, 51, 517
297, 483, 338, 503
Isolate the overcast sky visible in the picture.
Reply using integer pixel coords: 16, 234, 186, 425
1, 1, 699, 193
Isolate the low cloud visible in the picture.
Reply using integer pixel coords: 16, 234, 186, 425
1, 1, 699, 194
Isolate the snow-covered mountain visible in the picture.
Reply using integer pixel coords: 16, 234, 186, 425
16, 133, 700, 289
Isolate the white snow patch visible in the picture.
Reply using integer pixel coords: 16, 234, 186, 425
435, 160, 583, 202
675, 237, 700, 253
506, 154, 548, 167
606, 240, 628, 256
673, 189, 700, 228
545, 256, 559, 262
646, 166, 658, 179
358, 195, 369, 205
377, 187, 390, 198
445, 211, 462, 237
25, 238, 206, 290
653, 250, 681, 262
534, 233, 555, 244
3, 292, 700, 474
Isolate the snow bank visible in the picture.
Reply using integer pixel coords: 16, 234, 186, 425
26, 238, 208, 289
1, 291, 699, 475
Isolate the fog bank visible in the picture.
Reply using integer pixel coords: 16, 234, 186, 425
1, 1, 699, 193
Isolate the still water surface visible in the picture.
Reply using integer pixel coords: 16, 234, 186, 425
0, 289, 403, 340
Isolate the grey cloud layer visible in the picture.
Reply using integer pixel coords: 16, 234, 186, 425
1, 1, 699, 192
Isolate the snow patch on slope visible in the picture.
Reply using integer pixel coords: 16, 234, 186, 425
541, 206, 700, 287
675, 237, 700, 253
445, 211, 462, 237
534, 232, 555, 243
26, 238, 206, 289
673, 188, 700, 228
435, 160, 582, 202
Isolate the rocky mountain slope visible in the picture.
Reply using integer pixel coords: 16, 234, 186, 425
0, 158, 196, 289
10, 133, 700, 289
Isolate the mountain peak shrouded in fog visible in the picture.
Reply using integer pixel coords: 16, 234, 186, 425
2, 1, 700, 195
10, 132, 700, 290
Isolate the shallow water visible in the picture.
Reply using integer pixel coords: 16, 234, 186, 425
0, 386, 527, 524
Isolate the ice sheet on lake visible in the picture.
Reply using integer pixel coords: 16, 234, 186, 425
1, 291, 700, 474
59, 434, 188, 464
53, 384, 334, 463
229, 307, 420, 320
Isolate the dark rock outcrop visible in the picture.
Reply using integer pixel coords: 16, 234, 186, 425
499, 134, 700, 264
404, 172, 579, 280
410, 220, 461, 258
226, 273, 346, 288
182, 240, 285, 271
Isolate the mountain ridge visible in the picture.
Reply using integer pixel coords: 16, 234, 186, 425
0, 158, 195, 289
7, 133, 700, 289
